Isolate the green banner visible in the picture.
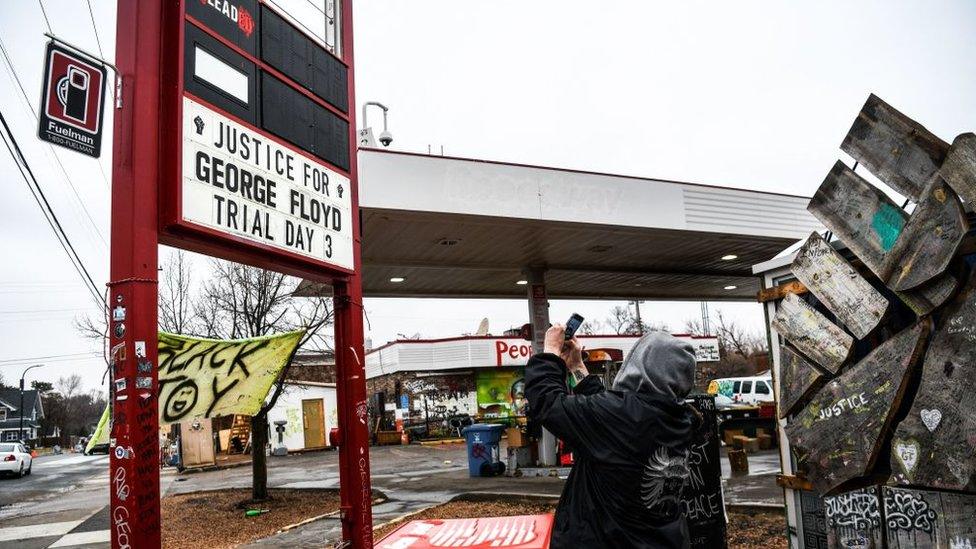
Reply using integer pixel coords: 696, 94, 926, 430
157, 330, 304, 425
86, 402, 111, 452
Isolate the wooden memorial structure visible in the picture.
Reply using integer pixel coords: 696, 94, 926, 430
756, 94, 976, 549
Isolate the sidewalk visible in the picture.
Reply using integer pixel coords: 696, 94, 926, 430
244, 446, 783, 547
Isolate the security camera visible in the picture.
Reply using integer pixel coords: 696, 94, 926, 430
378, 130, 393, 147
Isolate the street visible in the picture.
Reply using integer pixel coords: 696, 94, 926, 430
0, 444, 782, 547
0, 453, 110, 548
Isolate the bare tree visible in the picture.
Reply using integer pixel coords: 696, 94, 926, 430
197, 259, 333, 501
576, 320, 599, 336
686, 309, 768, 379
605, 306, 633, 334
602, 305, 668, 335
159, 251, 194, 334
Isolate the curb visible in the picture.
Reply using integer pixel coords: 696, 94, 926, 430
276, 510, 340, 534
726, 502, 786, 512
417, 438, 465, 446
450, 492, 560, 503
371, 503, 440, 536
179, 459, 253, 474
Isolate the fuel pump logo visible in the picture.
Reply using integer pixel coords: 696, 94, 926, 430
38, 42, 106, 158
58, 66, 91, 124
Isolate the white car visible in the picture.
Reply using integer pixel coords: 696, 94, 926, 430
0, 443, 32, 478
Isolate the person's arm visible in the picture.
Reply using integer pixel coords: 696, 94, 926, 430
525, 326, 616, 455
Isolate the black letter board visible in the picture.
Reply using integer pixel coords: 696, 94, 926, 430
185, 0, 258, 56
260, 5, 348, 113
184, 2, 350, 171
684, 395, 728, 549
183, 23, 259, 125
261, 72, 349, 170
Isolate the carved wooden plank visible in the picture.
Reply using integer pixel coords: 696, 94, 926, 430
841, 94, 949, 201
883, 487, 976, 549
883, 181, 968, 291
776, 474, 813, 491
808, 161, 907, 280
778, 345, 827, 419
891, 277, 976, 492
939, 132, 976, 206
784, 321, 929, 495
896, 272, 959, 317
772, 293, 854, 375
792, 232, 889, 339
757, 280, 808, 303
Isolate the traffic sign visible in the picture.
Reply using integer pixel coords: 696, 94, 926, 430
38, 41, 107, 158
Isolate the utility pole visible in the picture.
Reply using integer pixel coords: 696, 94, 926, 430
19, 364, 43, 442
631, 300, 644, 335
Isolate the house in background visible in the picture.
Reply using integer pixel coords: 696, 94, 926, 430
268, 350, 338, 451
0, 388, 44, 442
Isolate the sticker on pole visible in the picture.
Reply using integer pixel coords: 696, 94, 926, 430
37, 41, 107, 158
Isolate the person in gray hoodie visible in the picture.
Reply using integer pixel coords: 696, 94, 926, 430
525, 324, 699, 549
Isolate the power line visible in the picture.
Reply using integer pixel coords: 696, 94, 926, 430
0, 108, 105, 309
0, 351, 100, 365
37, 0, 53, 34
86, 0, 105, 59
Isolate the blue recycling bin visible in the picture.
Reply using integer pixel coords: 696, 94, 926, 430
461, 423, 506, 477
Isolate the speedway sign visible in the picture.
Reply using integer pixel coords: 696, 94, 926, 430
181, 97, 352, 270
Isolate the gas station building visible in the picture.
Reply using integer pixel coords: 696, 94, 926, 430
363, 333, 721, 424
298, 146, 821, 336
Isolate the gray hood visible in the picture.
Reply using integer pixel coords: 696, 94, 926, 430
612, 332, 696, 402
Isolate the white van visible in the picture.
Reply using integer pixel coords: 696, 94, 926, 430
707, 375, 774, 406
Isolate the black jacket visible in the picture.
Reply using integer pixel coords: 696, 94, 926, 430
525, 353, 696, 549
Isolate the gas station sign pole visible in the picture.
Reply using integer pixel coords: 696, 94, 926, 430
109, 0, 372, 546
109, 1, 163, 546
333, 2, 375, 545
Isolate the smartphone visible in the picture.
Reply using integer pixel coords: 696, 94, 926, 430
564, 313, 585, 340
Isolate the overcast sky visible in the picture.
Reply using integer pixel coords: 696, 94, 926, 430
1, 1, 974, 392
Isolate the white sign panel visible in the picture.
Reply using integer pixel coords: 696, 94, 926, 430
182, 97, 353, 270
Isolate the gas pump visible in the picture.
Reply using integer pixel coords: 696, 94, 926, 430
272, 420, 288, 457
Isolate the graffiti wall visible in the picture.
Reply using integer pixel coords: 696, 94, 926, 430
366, 372, 477, 421
816, 486, 976, 549
476, 368, 526, 418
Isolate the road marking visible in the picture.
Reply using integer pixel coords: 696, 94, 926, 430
33, 455, 108, 468
0, 519, 83, 541
50, 529, 110, 547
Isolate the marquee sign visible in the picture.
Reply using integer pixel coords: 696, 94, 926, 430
160, 0, 354, 279
182, 97, 353, 269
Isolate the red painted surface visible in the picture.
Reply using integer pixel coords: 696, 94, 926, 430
158, 1, 355, 282
110, 1, 163, 546
375, 514, 555, 548
333, 1, 374, 544
112, 0, 372, 546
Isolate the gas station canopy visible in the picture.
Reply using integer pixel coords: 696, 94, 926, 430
296, 149, 822, 301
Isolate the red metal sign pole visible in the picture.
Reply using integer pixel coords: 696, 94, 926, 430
333, 1, 374, 546
110, 1, 163, 547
